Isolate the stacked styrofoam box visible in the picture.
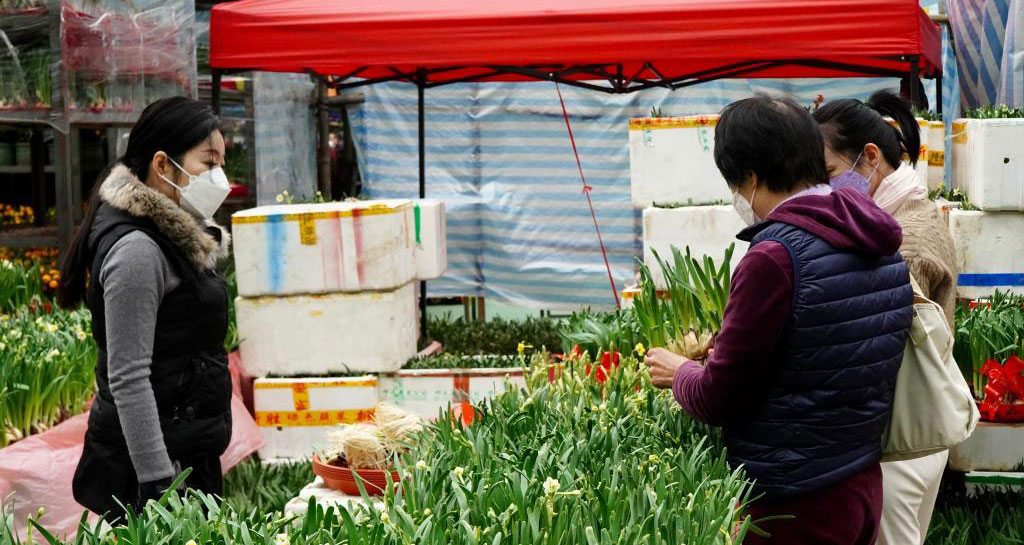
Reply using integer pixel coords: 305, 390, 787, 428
628, 116, 732, 208
233, 199, 433, 377
641, 205, 749, 289
950, 422, 1024, 472
413, 200, 447, 280
926, 121, 946, 191
914, 118, 930, 190
235, 284, 418, 376
948, 209, 1024, 299
233, 200, 416, 296
952, 118, 1024, 211
378, 368, 526, 421
253, 377, 378, 459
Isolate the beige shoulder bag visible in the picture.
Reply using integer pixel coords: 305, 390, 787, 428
881, 276, 980, 462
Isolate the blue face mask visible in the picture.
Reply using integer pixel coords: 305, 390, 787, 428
829, 148, 878, 194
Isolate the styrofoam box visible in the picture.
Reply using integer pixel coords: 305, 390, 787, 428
927, 120, 946, 191
232, 200, 416, 297
949, 422, 1024, 472
236, 283, 418, 376
952, 118, 1024, 210
642, 205, 748, 289
253, 376, 378, 459
935, 198, 961, 226
914, 118, 930, 190
948, 209, 1024, 299
377, 368, 526, 421
414, 200, 447, 280
628, 116, 732, 208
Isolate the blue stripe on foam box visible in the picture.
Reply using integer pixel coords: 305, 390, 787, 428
958, 274, 1024, 287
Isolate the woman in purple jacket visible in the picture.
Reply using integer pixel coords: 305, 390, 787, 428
645, 97, 914, 544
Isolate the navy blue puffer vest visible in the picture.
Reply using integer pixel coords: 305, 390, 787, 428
728, 220, 913, 500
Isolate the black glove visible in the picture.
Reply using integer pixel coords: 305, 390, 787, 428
137, 475, 175, 507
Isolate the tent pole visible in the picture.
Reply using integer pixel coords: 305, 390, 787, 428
211, 69, 222, 115
909, 57, 920, 110
936, 73, 943, 117
418, 71, 428, 338
317, 77, 332, 199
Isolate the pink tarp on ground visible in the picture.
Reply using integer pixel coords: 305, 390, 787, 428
0, 353, 263, 539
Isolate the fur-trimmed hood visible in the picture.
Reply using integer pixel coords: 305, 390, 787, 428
97, 164, 230, 271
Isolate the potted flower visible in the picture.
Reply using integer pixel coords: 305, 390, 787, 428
312, 403, 423, 495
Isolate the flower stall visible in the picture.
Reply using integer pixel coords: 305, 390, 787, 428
0, 0, 196, 252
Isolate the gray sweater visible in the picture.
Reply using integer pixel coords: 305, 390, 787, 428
99, 230, 180, 482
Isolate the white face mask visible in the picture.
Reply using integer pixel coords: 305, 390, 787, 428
731, 185, 759, 226
159, 157, 230, 219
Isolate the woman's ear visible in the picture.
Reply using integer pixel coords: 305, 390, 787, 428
863, 143, 883, 170
149, 152, 168, 184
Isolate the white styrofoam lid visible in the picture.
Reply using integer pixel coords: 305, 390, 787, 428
233, 199, 413, 219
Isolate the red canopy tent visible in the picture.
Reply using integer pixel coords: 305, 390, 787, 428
210, 0, 942, 94
209, 0, 943, 316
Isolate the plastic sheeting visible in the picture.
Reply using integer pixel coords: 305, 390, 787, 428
0, 0, 196, 131
252, 72, 316, 205
350, 76, 958, 309
0, 353, 263, 541
350, 20, 961, 307
949, 0, 1024, 108
210, 0, 941, 82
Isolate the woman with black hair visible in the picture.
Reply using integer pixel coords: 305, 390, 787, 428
815, 90, 959, 545
58, 97, 233, 520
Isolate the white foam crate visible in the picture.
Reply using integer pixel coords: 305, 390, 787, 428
628, 116, 732, 208
236, 282, 418, 377
914, 118, 930, 189
948, 209, 1024, 299
927, 120, 946, 191
253, 377, 378, 459
642, 205, 748, 289
949, 422, 1024, 472
232, 200, 416, 297
952, 118, 1024, 210
413, 200, 447, 280
377, 368, 526, 421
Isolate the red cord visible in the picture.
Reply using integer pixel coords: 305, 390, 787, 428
555, 82, 621, 309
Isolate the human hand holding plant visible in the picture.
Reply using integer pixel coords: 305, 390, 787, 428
644, 347, 688, 388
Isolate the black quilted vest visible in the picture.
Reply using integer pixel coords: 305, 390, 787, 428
82, 201, 231, 460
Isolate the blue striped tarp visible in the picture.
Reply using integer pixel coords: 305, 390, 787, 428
949, 0, 1024, 108
348, 71, 957, 310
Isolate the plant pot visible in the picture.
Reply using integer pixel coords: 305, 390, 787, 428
14, 142, 31, 166
312, 454, 399, 496
0, 142, 14, 166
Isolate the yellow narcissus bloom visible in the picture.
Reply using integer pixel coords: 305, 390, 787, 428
635, 342, 646, 356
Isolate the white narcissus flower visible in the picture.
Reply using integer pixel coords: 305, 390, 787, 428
423, 508, 432, 516
275, 534, 289, 545
453, 467, 465, 479
185, 541, 198, 545
416, 460, 429, 470
45, 348, 60, 361
543, 477, 559, 495
379, 513, 390, 523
